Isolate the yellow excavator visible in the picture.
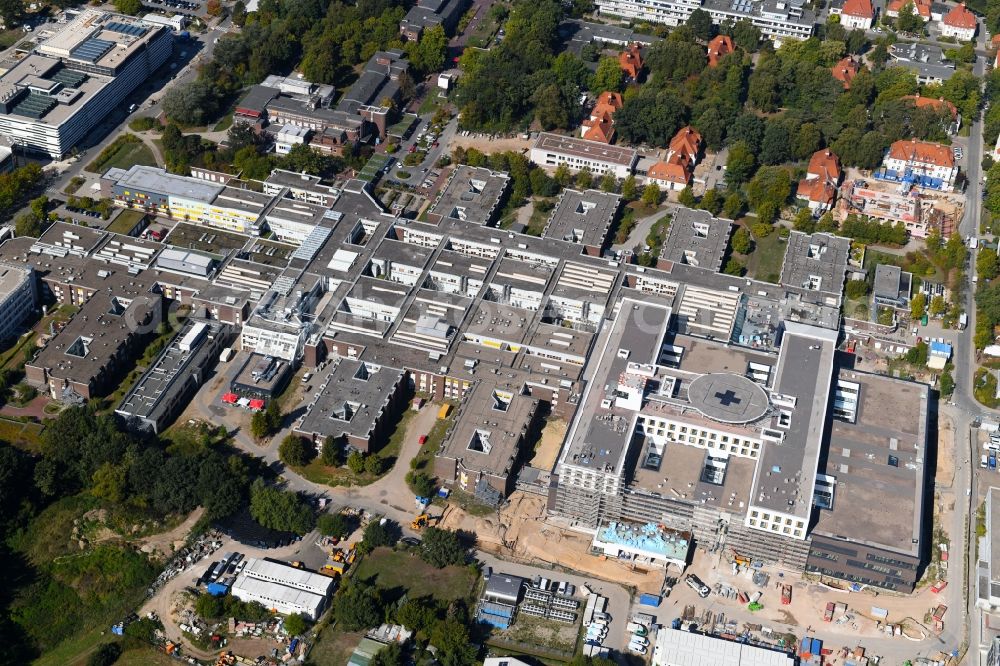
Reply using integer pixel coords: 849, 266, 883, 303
411, 514, 430, 530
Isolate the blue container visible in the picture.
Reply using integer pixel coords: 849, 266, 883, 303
206, 582, 229, 597
639, 593, 661, 607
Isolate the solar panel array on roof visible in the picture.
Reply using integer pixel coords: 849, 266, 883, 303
10, 92, 57, 119
71, 38, 115, 63
730, 0, 754, 11
105, 21, 148, 36
49, 67, 87, 88
291, 224, 333, 263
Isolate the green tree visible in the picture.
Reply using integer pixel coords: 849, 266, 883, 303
335, 582, 384, 630
321, 436, 342, 466
979, 249, 1000, 282
249, 479, 316, 534
14, 211, 42, 238
678, 186, 697, 207
929, 294, 947, 316
317, 512, 353, 538
730, 19, 761, 51
940, 371, 955, 396
722, 192, 745, 219
730, 226, 752, 254
896, 2, 924, 33
723, 258, 745, 275
599, 172, 617, 193
575, 168, 594, 190
845, 279, 870, 300
621, 174, 638, 200
725, 141, 756, 188
396, 597, 437, 632
699, 188, 723, 215
347, 451, 365, 473
0, 0, 22, 27
362, 519, 399, 550
910, 292, 927, 319
284, 613, 309, 637
113, 0, 142, 13
746, 166, 792, 214
409, 25, 447, 74
642, 183, 661, 207
419, 527, 468, 567
364, 454, 385, 475
195, 593, 226, 619
250, 411, 269, 440
686, 8, 713, 40
279, 435, 313, 467
592, 56, 624, 93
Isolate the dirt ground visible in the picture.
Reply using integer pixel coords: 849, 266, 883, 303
447, 133, 532, 155
138, 507, 205, 558
226, 634, 286, 661
936, 413, 955, 488
530, 418, 566, 471
439, 492, 663, 591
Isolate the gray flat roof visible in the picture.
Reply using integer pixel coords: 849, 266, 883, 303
660, 208, 732, 273
116, 319, 226, 426
295, 358, 404, 442
533, 132, 638, 168
437, 377, 538, 479
429, 165, 510, 224
541, 188, 620, 249
778, 231, 850, 301
686, 373, 770, 424
109, 165, 224, 203
558, 299, 671, 473
811, 370, 928, 556
751, 322, 838, 519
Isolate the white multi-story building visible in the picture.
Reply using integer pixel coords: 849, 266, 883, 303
881, 139, 958, 190
939, 2, 976, 40
0, 261, 37, 341
530, 133, 637, 179
831, 0, 874, 29
230, 558, 334, 619
0, 10, 172, 158
101, 165, 278, 234
593, 0, 815, 41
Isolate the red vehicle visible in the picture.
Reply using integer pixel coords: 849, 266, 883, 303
931, 580, 948, 594
781, 584, 792, 605
408, 144, 417, 153
824, 602, 835, 622
418, 435, 428, 445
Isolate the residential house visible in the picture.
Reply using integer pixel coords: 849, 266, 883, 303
707, 35, 734, 67
886, 0, 931, 20
796, 149, 842, 214
646, 126, 702, 191
580, 91, 623, 144
880, 139, 958, 190
619, 43, 644, 80
939, 2, 976, 40
836, 0, 875, 29
832, 57, 860, 89
901, 94, 960, 131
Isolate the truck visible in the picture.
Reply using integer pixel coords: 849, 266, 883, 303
781, 584, 792, 605
684, 574, 710, 598
824, 602, 835, 622
932, 604, 948, 622
219, 347, 235, 363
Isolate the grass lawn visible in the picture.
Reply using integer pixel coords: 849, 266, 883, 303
0, 28, 22, 50
113, 647, 177, 666
418, 92, 447, 115
307, 629, 365, 666
84, 140, 157, 173
353, 547, 477, 602
213, 113, 234, 132
410, 407, 454, 475
105, 209, 146, 235
295, 459, 377, 488
0, 418, 45, 451
745, 231, 786, 283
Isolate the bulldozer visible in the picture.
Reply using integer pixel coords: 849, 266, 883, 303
411, 514, 430, 530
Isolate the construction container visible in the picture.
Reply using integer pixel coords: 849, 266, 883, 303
639, 593, 661, 607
